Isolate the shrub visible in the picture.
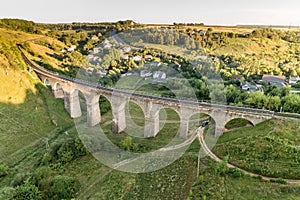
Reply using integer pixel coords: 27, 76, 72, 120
227, 168, 245, 178
32, 167, 53, 191
14, 180, 42, 200
0, 187, 15, 200
120, 136, 138, 151
0, 163, 9, 177
48, 175, 80, 199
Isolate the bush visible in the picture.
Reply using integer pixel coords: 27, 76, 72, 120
32, 167, 53, 191
227, 168, 245, 178
0, 163, 9, 177
0, 187, 15, 200
48, 175, 80, 199
14, 180, 42, 200
45, 136, 88, 165
120, 136, 138, 151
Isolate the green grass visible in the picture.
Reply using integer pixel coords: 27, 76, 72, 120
213, 119, 300, 179
190, 158, 300, 200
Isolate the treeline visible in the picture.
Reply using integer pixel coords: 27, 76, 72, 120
225, 83, 300, 113
251, 28, 300, 43
0, 19, 42, 34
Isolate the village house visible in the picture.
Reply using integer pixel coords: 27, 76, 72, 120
133, 55, 142, 62
122, 46, 131, 53
140, 70, 152, 78
67, 45, 77, 52
150, 61, 161, 67
144, 55, 153, 61
289, 76, 300, 85
241, 81, 258, 93
153, 71, 167, 83
121, 72, 139, 78
93, 47, 100, 54
262, 75, 287, 88
103, 40, 112, 49
120, 54, 129, 60
232, 74, 244, 81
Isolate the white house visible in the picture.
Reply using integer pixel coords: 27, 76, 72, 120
103, 40, 112, 49
144, 55, 153, 61
120, 54, 129, 60
150, 61, 161, 67
93, 47, 100, 54
241, 81, 258, 93
289, 76, 300, 84
67, 45, 77, 52
123, 46, 131, 53
153, 71, 167, 82
133, 55, 142, 62
140, 70, 152, 78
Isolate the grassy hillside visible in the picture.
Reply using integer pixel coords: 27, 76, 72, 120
213, 119, 300, 179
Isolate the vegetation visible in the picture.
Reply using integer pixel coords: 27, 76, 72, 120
214, 119, 300, 179
1, 19, 300, 199
189, 158, 300, 200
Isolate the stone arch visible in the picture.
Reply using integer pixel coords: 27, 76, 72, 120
158, 105, 181, 120
126, 100, 145, 126
156, 106, 180, 137
123, 100, 146, 137
44, 78, 51, 87
126, 99, 146, 116
53, 82, 64, 98
188, 112, 212, 132
99, 95, 112, 120
224, 117, 255, 131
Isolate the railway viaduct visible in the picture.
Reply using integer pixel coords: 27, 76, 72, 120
20, 49, 276, 138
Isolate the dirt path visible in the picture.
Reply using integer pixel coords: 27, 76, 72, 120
197, 128, 300, 184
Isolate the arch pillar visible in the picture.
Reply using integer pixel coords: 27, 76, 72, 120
210, 108, 227, 137
111, 96, 127, 133
85, 92, 101, 127
179, 108, 195, 138
64, 90, 82, 118
53, 83, 64, 99
144, 102, 160, 138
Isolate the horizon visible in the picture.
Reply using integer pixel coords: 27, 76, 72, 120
1, 0, 300, 26
2, 17, 300, 28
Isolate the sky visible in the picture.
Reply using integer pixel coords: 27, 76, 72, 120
1, 0, 300, 25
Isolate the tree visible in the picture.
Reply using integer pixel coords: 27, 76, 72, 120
245, 91, 266, 109
225, 85, 247, 105
264, 96, 281, 111
283, 94, 300, 113
120, 136, 138, 151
